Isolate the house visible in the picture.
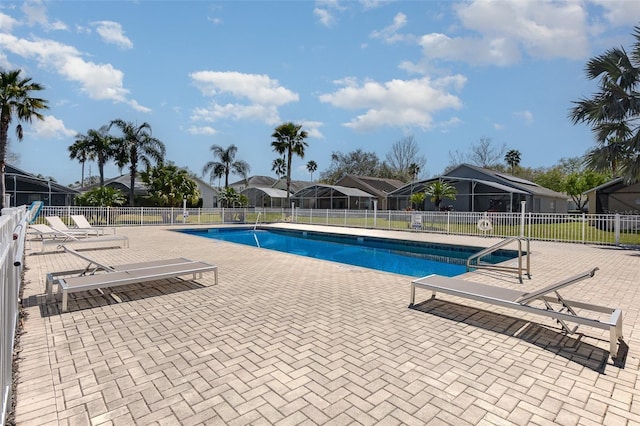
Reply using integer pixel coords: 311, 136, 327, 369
228, 176, 276, 192
4, 164, 78, 207
585, 178, 640, 214
334, 175, 405, 210
291, 184, 377, 210
241, 187, 291, 208
83, 174, 219, 208
388, 164, 568, 213
272, 177, 313, 194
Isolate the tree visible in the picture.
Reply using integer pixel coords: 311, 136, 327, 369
504, 149, 522, 174
71, 126, 115, 187
202, 144, 250, 189
272, 157, 286, 179
319, 149, 381, 184
0, 69, 48, 208
447, 137, 506, 171
408, 163, 421, 182
74, 186, 126, 207
424, 180, 457, 210
306, 160, 318, 181
271, 122, 308, 202
218, 187, 242, 208
68, 136, 92, 188
409, 192, 425, 210
385, 135, 426, 181
569, 25, 640, 184
108, 120, 166, 207
141, 163, 200, 207
563, 170, 609, 211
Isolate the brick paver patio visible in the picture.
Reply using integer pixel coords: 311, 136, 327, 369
13, 224, 640, 425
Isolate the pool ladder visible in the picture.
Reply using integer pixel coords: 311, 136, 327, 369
466, 237, 531, 283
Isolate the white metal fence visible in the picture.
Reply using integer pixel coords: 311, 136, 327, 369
36, 206, 640, 246
0, 206, 27, 425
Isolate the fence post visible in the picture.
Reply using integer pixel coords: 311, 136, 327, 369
140, 207, 144, 226
615, 213, 620, 245
582, 213, 586, 244
446, 211, 450, 234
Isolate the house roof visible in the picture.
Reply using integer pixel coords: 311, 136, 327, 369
336, 175, 405, 196
241, 187, 290, 198
5, 164, 79, 194
229, 175, 276, 188
446, 164, 568, 199
293, 184, 376, 198
584, 177, 624, 193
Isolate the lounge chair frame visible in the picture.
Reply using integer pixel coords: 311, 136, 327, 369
46, 216, 103, 237
409, 268, 623, 358
46, 247, 218, 312
70, 215, 116, 235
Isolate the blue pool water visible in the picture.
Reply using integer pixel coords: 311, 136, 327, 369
180, 227, 517, 278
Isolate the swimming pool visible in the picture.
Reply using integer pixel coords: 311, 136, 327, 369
181, 227, 518, 278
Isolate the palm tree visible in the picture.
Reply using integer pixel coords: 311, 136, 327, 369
68, 136, 93, 188
71, 126, 115, 187
504, 149, 522, 175
202, 144, 250, 190
584, 136, 630, 178
0, 69, 48, 208
272, 157, 286, 179
408, 163, 420, 182
108, 120, 166, 206
141, 164, 200, 207
569, 24, 640, 184
271, 122, 308, 202
424, 180, 457, 211
306, 160, 317, 181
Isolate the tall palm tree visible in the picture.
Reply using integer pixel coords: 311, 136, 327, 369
424, 180, 457, 211
202, 144, 250, 189
271, 122, 308, 202
306, 160, 317, 181
68, 136, 93, 187
71, 126, 115, 187
108, 120, 166, 206
570, 24, 640, 184
504, 149, 522, 175
0, 69, 48, 208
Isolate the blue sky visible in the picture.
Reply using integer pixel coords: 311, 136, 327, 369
1, 0, 640, 187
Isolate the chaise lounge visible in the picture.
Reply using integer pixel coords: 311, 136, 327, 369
409, 268, 623, 358
46, 247, 218, 312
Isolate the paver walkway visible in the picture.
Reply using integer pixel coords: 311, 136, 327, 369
13, 224, 640, 425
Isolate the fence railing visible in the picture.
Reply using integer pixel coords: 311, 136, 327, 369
35, 206, 640, 246
1, 206, 27, 425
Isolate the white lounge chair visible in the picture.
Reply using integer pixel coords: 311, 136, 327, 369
30, 224, 128, 252
29, 223, 89, 240
46, 216, 102, 236
46, 247, 218, 312
70, 214, 115, 235
409, 268, 623, 358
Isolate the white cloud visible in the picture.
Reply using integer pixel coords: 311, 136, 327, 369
420, 33, 521, 66
299, 120, 324, 139
370, 12, 407, 43
313, 8, 335, 27
319, 76, 466, 131
21, 0, 67, 31
92, 21, 133, 49
28, 115, 76, 139
590, 0, 640, 26
514, 110, 534, 125
0, 33, 148, 110
0, 13, 19, 33
188, 126, 217, 135
418, 0, 591, 66
189, 71, 298, 125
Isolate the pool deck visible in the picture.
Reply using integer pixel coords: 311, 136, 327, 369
13, 224, 640, 425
